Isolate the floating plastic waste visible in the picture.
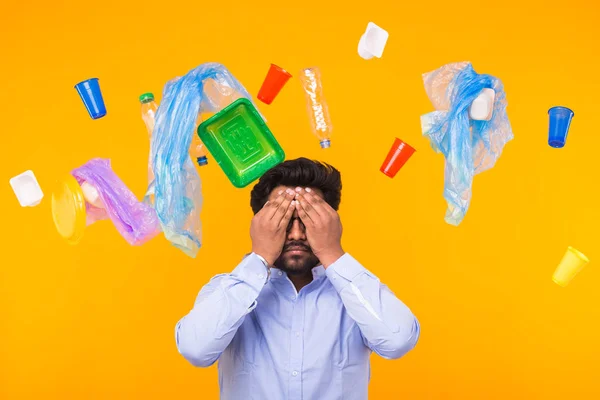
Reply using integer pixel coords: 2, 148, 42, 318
421, 61, 513, 225
75, 78, 107, 119
10, 170, 44, 207
149, 62, 258, 257
52, 158, 160, 245
299, 67, 333, 148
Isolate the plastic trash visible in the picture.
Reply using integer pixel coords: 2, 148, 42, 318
257, 64, 292, 105
358, 22, 389, 60
10, 170, 44, 207
198, 98, 285, 188
140, 93, 158, 140
140, 92, 209, 167
149, 62, 258, 257
201, 77, 246, 118
421, 61, 513, 226
299, 67, 333, 148
52, 174, 87, 245
140, 92, 209, 209
552, 246, 590, 287
80, 182, 104, 208
380, 138, 416, 178
140, 93, 159, 198
75, 78, 107, 119
548, 106, 574, 148
469, 88, 495, 121
51, 158, 160, 245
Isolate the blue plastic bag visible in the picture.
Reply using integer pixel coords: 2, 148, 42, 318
421, 62, 513, 226
148, 63, 257, 257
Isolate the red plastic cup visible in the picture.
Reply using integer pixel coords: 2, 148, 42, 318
257, 64, 292, 105
380, 138, 416, 178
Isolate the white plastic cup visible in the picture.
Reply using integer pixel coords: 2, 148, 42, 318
81, 181, 104, 208
469, 88, 495, 121
358, 22, 389, 60
10, 170, 44, 207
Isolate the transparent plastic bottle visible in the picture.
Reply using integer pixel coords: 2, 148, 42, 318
299, 67, 333, 148
191, 114, 209, 166
140, 92, 158, 138
139, 92, 208, 167
140, 93, 158, 191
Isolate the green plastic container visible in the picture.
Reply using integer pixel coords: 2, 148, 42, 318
198, 98, 285, 188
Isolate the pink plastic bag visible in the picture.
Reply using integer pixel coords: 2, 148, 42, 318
72, 158, 160, 246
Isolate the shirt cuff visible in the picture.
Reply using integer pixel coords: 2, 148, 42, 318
232, 253, 270, 292
325, 253, 369, 293
254, 253, 269, 267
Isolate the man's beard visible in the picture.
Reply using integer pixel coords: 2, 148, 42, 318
273, 241, 320, 276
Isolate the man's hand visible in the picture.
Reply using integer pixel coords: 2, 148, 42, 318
250, 189, 296, 265
295, 187, 344, 268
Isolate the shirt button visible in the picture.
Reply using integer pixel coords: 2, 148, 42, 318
295, 332, 301, 338
258, 274, 264, 279
278, 271, 283, 276
292, 371, 298, 377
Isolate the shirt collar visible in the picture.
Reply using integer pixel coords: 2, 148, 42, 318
269, 265, 326, 280
311, 265, 326, 278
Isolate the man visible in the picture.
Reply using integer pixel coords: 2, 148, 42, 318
175, 158, 420, 400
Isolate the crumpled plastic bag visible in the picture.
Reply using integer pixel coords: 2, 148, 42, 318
72, 158, 161, 245
148, 62, 257, 257
421, 61, 514, 226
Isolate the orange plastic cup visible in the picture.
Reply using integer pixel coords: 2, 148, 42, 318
380, 138, 416, 178
257, 64, 292, 105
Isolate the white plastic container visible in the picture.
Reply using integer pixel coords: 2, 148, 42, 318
10, 170, 44, 207
81, 182, 104, 208
469, 88, 495, 121
358, 22, 389, 60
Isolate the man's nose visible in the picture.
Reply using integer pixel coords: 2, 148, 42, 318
287, 219, 306, 241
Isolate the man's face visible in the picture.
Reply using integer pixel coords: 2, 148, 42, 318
269, 185, 321, 275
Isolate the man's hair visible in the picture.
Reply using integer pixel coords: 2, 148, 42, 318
250, 158, 342, 214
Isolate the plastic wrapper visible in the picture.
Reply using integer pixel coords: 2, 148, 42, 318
72, 158, 161, 245
148, 62, 257, 257
299, 67, 333, 148
421, 62, 513, 226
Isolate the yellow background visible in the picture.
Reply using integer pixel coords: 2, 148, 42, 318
1, 0, 599, 398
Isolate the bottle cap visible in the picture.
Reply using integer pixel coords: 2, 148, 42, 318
197, 156, 208, 166
320, 139, 331, 149
139, 93, 155, 103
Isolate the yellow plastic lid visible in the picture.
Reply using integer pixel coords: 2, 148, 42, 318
51, 174, 87, 245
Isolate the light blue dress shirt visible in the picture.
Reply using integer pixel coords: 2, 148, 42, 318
175, 253, 420, 400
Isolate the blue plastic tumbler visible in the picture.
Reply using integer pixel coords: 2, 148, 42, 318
75, 78, 107, 119
548, 106, 574, 148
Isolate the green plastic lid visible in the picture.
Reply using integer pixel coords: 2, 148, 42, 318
139, 93, 154, 103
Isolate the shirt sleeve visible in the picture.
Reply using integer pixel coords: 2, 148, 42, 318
175, 253, 269, 367
325, 253, 420, 359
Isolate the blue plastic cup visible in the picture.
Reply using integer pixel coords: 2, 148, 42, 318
548, 106, 574, 148
75, 78, 106, 119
